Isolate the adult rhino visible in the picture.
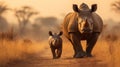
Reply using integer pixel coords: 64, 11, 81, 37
62, 3, 103, 58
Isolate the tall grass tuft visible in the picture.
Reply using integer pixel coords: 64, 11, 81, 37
0, 29, 47, 66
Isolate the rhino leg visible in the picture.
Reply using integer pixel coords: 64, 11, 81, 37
86, 33, 100, 57
50, 47, 57, 59
69, 33, 86, 58
69, 39, 77, 57
56, 48, 62, 58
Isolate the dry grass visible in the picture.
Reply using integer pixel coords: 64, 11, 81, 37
0, 39, 47, 66
0, 36, 120, 67
62, 36, 120, 67
0, 29, 48, 66
0, 27, 120, 67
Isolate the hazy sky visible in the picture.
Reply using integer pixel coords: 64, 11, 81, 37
1, 0, 120, 23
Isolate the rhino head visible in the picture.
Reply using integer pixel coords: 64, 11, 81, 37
49, 31, 63, 46
73, 3, 97, 34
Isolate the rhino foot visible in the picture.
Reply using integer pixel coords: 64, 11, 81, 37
53, 57, 57, 59
74, 51, 86, 58
86, 54, 93, 57
53, 56, 61, 59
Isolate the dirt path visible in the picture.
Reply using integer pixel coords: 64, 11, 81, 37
6, 45, 108, 67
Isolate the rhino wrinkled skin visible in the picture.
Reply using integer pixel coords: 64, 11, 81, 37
62, 3, 103, 58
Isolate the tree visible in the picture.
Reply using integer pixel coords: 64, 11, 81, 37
0, 2, 9, 32
14, 6, 38, 35
32, 16, 60, 40
112, 1, 120, 12
0, 2, 9, 16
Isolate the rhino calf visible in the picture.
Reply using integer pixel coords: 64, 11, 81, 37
48, 31, 63, 59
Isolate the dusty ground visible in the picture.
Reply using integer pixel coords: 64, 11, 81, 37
6, 51, 107, 67
4, 41, 109, 67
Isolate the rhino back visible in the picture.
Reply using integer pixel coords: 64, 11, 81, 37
62, 12, 78, 39
92, 13, 103, 33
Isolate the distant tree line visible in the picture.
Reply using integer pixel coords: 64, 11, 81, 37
0, 1, 60, 41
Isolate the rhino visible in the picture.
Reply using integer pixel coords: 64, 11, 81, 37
48, 31, 63, 59
62, 3, 103, 58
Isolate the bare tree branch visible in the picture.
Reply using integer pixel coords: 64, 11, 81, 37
112, 1, 120, 13
0, 2, 9, 15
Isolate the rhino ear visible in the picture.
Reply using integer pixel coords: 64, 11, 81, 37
58, 31, 63, 36
91, 4, 97, 12
73, 4, 79, 12
49, 31, 53, 36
